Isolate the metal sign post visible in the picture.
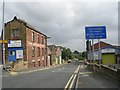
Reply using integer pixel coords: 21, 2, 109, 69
98, 39, 101, 64
92, 39, 95, 75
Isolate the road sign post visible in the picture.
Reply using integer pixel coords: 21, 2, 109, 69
85, 26, 106, 75
85, 26, 106, 63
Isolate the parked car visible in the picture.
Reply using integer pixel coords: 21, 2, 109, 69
68, 60, 72, 63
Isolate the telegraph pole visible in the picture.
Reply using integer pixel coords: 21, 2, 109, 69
2, 0, 6, 70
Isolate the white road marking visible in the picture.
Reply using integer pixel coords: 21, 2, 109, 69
82, 74, 89, 77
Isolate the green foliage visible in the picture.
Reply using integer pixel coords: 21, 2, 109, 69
82, 51, 87, 58
62, 48, 72, 60
74, 50, 79, 55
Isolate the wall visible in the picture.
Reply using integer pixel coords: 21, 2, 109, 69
4, 18, 27, 71
26, 27, 47, 68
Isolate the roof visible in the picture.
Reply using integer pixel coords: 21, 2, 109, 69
93, 41, 120, 51
6, 16, 48, 38
93, 41, 113, 50
48, 45, 56, 51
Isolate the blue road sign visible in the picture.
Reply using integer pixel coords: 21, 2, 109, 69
85, 26, 106, 39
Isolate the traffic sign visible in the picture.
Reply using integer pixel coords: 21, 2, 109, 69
85, 26, 106, 39
0, 40, 8, 43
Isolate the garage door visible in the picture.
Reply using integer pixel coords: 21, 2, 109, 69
102, 54, 115, 64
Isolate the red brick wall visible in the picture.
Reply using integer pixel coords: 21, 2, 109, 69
26, 27, 47, 68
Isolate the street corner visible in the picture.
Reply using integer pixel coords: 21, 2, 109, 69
9, 71, 18, 76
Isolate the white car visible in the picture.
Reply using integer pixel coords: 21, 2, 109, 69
68, 60, 72, 63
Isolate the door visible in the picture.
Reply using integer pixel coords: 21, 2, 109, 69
8, 50, 16, 62
48, 56, 50, 66
102, 54, 115, 64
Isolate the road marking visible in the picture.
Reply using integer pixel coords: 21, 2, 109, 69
79, 72, 93, 75
64, 75, 74, 89
64, 65, 80, 90
69, 74, 77, 88
81, 74, 89, 77
74, 65, 80, 74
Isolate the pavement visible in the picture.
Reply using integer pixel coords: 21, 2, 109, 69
77, 64, 118, 88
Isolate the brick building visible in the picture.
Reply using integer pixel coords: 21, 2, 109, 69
87, 41, 120, 65
48, 45, 63, 65
4, 16, 48, 71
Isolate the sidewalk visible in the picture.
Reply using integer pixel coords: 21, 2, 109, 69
2, 63, 67, 77
77, 64, 118, 88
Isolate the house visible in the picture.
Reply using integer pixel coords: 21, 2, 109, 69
4, 16, 48, 71
87, 41, 120, 65
47, 47, 52, 66
48, 45, 63, 65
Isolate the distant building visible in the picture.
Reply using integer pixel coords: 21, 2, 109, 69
4, 16, 48, 71
48, 45, 63, 65
87, 41, 120, 65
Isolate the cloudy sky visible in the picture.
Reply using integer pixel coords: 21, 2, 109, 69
0, 0, 119, 52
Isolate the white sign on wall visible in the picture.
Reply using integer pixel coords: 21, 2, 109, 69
102, 48, 115, 53
16, 50, 23, 59
8, 40, 21, 47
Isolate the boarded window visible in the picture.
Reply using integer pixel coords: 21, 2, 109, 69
32, 46, 35, 57
41, 36, 44, 44
37, 34, 40, 43
12, 29, 19, 37
42, 48, 44, 56
38, 47, 40, 57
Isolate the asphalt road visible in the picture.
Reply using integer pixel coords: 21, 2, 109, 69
2, 62, 79, 88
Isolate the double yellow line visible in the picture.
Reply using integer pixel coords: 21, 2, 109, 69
64, 65, 80, 90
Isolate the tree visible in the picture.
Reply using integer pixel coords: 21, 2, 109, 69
82, 51, 87, 58
74, 50, 79, 55
62, 48, 72, 60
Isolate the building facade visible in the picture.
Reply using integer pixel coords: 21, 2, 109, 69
87, 41, 120, 65
4, 16, 48, 71
48, 45, 63, 65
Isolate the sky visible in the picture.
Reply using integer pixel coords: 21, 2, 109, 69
0, 0, 119, 52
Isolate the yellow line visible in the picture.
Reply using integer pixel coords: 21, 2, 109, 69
64, 75, 74, 90
64, 65, 80, 90
74, 65, 80, 74
69, 74, 77, 88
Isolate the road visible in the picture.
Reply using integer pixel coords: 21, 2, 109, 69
77, 63, 118, 88
2, 62, 79, 88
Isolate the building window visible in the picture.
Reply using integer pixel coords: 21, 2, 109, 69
38, 47, 40, 57
9, 51, 15, 56
41, 36, 44, 44
42, 48, 44, 56
12, 29, 19, 37
32, 46, 35, 57
32, 32, 34, 42
37, 34, 40, 43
